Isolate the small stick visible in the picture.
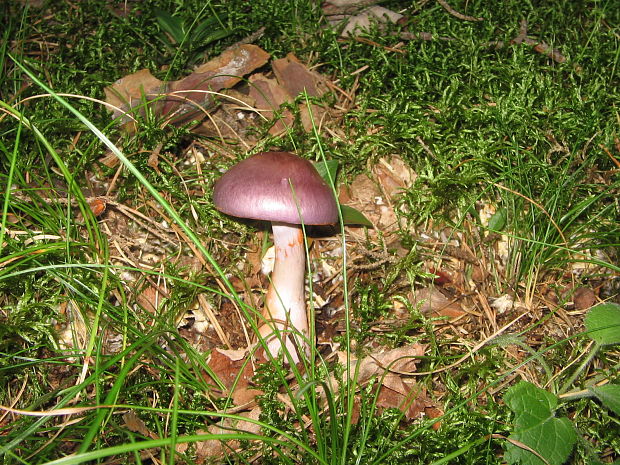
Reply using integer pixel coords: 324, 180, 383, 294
436, 0, 483, 22
512, 20, 567, 64
198, 294, 232, 349
599, 143, 620, 169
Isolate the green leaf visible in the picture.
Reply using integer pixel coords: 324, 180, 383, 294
488, 207, 507, 231
340, 204, 373, 227
155, 9, 185, 44
313, 159, 339, 185
585, 303, 620, 346
310, 160, 371, 226
191, 13, 228, 41
590, 384, 620, 416
504, 381, 577, 465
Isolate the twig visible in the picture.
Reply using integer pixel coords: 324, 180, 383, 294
403, 310, 530, 376
225, 27, 266, 51
416, 136, 435, 159
511, 20, 567, 64
436, 0, 483, 22
198, 294, 232, 349
349, 37, 407, 54
599, 143, 620, 169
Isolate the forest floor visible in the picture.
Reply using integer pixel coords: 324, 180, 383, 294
1, 0, 619, 464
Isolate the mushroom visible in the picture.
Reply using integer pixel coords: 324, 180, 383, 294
213, 151, 338, 363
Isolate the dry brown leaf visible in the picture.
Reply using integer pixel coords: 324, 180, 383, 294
376, 375, 429, 420
104, 45, 270, 131
425, 406, 444, 430
339, 174, 384, 229
123, 411, 158, 439
248, 54, 333, 135
135, 284, 161, 314
373, 155, 416, 198
273, 53, 332, 133
104, 69, 164, 123
330, 345, 433, 421
360, 343, 425, 377
194, 407, 262, 463
333, 343, 426, 385
331, 5, 404, 37
248, 73, 294, 134
206, 348, 262, 406
410, 286, 465, 318
572, 286, 597, 310
272, 53, 328, 98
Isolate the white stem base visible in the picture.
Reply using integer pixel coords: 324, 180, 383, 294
258, 222, 309, 364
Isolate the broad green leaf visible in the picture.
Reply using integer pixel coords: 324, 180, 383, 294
310, 160, 371, 226
154, 9, 185, 44
488, 207, 507, 231
313, 159, 339, 185
191, 13, 228, 40
590, 384, 620, 416
340, 204, 373, 227
505, 381, 559, 429
200, 28, 235, 47
504, 381, 577, 465
585, 303, 620, 346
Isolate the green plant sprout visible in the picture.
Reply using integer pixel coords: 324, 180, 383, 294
154, 6, 233, 72
503, 303, 620, 465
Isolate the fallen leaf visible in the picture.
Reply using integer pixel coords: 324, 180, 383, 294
123, 411, 158, 439
332, 5, 404, 37
410, 286, 465, 318
194, 407, 262, 463
105, 44, 270, 131
330, 345, 434, 421
248, 73, 294, 134
333, 343, 426, 385
573, 286, 597, 310
272, 53, 328, 99
376, 375, 429, 420
206, 348, 262, 406
165, 45, 270, 125
373, 155, 416, 199
135, 284, 162, 314
247, 54, 333, 135
104, 69, 164, 125
425, 406, 443, 430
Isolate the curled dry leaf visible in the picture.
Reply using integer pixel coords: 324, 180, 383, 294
135, 284, 161, 314
376, 374, 431, 420
206, 348, 262, 407
104, 44, 270, 131
572, 286, 597, 310
194, 407, 262, 464
332, 344, 438, 421
123, 411, 158, 439
374, 155, 416, 198
339, 155, 415, 238
330, 343, 426, 386
326, 5, 404, 37
410, 286, 465, 318
249, 53, 332, 135
248, 72, 294, 134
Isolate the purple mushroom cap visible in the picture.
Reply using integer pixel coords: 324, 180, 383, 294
213, 151, 338, 225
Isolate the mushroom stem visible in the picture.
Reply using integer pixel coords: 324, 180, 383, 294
258, 222, 309, 363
